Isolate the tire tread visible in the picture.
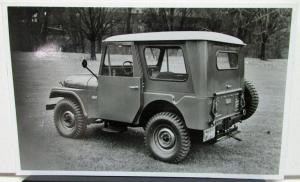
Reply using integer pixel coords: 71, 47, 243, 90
242, 80, 259, 120
144, 112, 191, 163
54, 98, 86, 138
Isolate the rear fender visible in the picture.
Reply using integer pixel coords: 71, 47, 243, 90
47, 87, 87, 117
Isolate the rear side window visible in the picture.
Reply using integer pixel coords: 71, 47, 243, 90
216, 51, 238, 70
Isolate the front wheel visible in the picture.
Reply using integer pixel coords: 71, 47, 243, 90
144, 112, 191, 163
54, 98, 87, 138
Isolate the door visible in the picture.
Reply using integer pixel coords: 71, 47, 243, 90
98, 42, 142, 123
98, 76, 142, 123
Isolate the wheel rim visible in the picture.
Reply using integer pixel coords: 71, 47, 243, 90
154, 126, 176, 150
60, 110, 75, 128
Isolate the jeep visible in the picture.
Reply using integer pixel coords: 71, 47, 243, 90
46, 31, 259, 163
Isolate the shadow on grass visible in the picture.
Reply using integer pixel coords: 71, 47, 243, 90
77, 123, 234, 165
82, 124, 145, 151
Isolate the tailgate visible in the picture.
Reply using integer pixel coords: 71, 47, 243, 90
212, 89, 243, 121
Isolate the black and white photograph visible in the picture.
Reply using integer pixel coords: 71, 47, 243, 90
7, 5, 292, 176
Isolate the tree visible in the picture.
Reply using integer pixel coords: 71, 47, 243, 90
8, 7, 52, 51
143, 8, 193, 31
76, 8, 115, 60
178, 8, 193, 30
56, 8, 86, 53
252, 9, 291, 60
125, 8, 133, 33
226, 9, 255, 42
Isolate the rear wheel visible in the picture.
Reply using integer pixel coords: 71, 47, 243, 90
54, 98, 87, 138
242, 80, 259, 120
145, 112, 191, 163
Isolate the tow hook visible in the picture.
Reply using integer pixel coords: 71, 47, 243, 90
228, 133, 242, 141
227, 126, 242, 141
214, 126, 242, 142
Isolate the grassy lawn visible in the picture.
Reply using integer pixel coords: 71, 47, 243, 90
11, 52, 286, 174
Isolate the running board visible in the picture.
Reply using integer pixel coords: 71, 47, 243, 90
101, 122, 127, 133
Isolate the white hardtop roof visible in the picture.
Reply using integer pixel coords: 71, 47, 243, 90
103, 31, 246, 46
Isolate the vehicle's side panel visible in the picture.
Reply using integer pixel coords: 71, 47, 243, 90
239, 48, 245, 86
86, 78, 98, 118
207, 42, 243, 94
206, 42, 245, 121
143, 92, 211, 130
175, 96, 211, 130
138, 41, 211, 130
98, 76, 142, 123
185, 41, 208, 97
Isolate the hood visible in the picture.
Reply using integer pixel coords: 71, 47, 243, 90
63, 74, 97, 89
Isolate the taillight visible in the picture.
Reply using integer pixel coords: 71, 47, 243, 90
234, 96, 239, 112
211, 98, 218, 118
241, 93, 246, 108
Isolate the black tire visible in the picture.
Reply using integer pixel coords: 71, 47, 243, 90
54, 98, 87, 138
144, 112, 191, 163
242, 80, 259, 120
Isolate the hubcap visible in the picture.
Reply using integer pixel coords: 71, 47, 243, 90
61, 111, 75, 128
156, 128, 176, 149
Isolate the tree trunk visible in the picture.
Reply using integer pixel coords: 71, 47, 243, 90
237, 27, 247, 42
40, 9, 51, 46
126, 8, 132, 33
97, 36, 102, 53
260, 34, 268, 60
90, 39, 96, 60
169, 9, 175, 31
179, 9, 187, 31
260, 41, 266, 60
79, 32, 85, 53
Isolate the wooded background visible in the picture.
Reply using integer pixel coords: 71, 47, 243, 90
8, 7, 291, 60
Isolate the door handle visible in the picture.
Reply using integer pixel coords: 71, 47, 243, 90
128, 85, 139, 89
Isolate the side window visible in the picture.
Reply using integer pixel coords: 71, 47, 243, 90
216, 51, 238, 70
144, 47, 188, 81
102, 43, 133, 76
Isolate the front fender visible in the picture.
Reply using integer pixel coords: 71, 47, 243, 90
47, 87, 87, 117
